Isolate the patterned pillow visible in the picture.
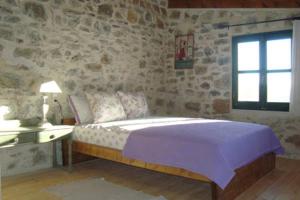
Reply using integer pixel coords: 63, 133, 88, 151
86, 92, 126, 123
68, 95, 94, 125
117, 91, 149, 119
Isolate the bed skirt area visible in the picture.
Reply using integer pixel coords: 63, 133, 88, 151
62, 140, 275, 200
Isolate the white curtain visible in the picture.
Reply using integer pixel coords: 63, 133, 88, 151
290, 20, 300, 116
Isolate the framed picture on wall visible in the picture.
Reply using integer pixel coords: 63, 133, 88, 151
175, 34, 194, 69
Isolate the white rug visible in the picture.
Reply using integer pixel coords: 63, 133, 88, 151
45, 178, 167, 200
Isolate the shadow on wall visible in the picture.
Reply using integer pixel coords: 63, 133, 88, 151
0, 60, 68, 96
0, 55, 70, 124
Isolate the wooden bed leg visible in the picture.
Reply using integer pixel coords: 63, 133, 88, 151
210, 153, 276, 200
211, 182, 218, 200
62, 139, 97, 165
210, 183, 227, 200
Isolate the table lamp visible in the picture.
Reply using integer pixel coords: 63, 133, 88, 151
39, 81, 62, 127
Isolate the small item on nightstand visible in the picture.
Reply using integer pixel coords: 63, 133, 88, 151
20, 117, 42, 127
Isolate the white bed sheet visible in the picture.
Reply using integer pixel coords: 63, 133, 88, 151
73, 117, 193, 150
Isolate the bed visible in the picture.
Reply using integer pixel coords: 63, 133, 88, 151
62, 117, 282, 200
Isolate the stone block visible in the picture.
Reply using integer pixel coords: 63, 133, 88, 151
24, 2, 47, 21
98, 4, 113, 17
213, 99, 230, 113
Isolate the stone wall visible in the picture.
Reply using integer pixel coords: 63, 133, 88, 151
1, 0, 300, 176
0, 0, 168, 176
162, 9, 300, 159
0, 0, 168, 113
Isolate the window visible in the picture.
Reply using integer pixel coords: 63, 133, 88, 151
232, 30, 292, 111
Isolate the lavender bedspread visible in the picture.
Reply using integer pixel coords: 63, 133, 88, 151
122, 119, 283, 189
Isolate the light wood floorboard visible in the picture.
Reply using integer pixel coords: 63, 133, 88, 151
2, 157, 300, 200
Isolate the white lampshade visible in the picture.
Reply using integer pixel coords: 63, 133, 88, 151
39, 81, 62, 94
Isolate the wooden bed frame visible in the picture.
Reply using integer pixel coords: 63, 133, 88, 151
62, 119, 276, 200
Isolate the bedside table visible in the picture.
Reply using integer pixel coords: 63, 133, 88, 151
0, 125, 74, 170
0, 125, 74, 199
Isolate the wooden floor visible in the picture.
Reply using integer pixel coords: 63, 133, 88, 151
2, 157, 300, 200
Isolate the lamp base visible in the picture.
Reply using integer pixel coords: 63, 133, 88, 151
40, 122, 53, 128
42, 96, 52, 128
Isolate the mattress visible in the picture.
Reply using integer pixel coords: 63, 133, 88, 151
73, 117, 192, 150
73, 117, 283, 189
123, 118, 283, 189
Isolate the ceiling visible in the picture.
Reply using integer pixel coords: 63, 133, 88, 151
168, 0, 300, 8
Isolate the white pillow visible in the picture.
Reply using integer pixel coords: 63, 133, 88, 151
117, 91, 149, 119
68, 95, 94, 125
86, 92, 126, 123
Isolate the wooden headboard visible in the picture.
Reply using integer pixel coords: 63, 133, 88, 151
62, 118, 76, 125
